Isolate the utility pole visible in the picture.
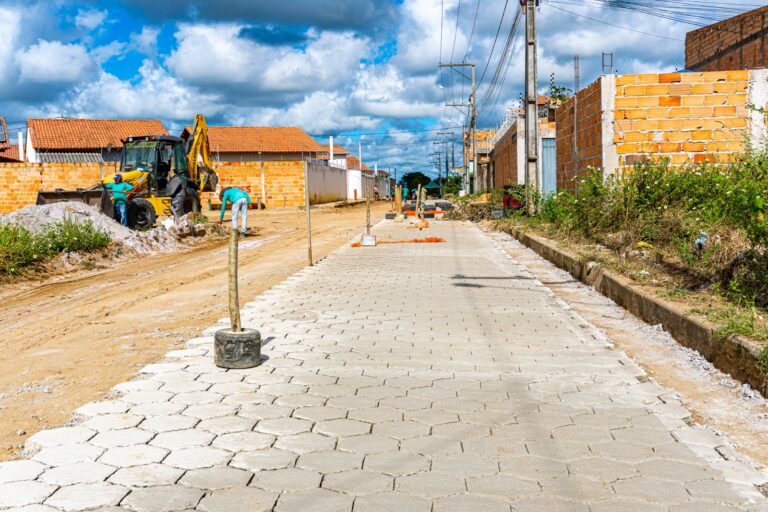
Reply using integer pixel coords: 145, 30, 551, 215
523, 0, 539, 215
573, 54, 580, 192
440, 63, 475, 195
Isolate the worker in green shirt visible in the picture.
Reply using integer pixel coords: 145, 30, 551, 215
219, 186, 251, 236
104, 174, 133, 227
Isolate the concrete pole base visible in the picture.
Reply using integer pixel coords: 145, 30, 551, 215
214, 328, 262, 369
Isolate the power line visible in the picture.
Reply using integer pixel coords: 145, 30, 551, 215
463, 0, 481, 62
477, 0, 510, 89
547, 3, 684, 41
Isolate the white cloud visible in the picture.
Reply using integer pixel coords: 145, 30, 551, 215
15, 40, 93, 83
75, 9, 108, 31
0, 6, 21, 81
394, 0, 467, 74
91, 41, 127, 64
130, 26, 160, 57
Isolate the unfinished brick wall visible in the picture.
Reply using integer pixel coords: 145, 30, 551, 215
556, 78, 604, 192
686, 6, 768, 72
0, 162, 118, 213
614, 71, 750, 167
203, 161, 307, 209
491, 123, 518, 188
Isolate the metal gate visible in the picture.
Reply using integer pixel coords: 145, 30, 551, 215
542, 138, 557, 196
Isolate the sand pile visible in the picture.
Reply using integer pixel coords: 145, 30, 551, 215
0, 203, 218, 255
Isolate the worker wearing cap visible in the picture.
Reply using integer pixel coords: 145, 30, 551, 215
219, 186, 251, 236
104, 174, 133, 227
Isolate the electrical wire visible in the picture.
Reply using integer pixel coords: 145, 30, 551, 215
547, 3, 684, 41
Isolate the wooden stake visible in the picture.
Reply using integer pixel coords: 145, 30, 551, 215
304, 161, 313, 266
366, 198, 371, 236
228, 229, 241, 332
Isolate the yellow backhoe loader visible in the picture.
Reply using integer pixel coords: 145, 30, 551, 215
36, 114, 218, 229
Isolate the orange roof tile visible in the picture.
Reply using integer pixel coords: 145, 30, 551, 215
346, 156, 370, 171
182, 125, 325, 154
28, 118, 168, 150
0, 117, 21, 161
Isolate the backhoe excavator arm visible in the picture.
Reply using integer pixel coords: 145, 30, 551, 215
185, 114, 217, 192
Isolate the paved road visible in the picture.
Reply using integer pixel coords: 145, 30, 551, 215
1, 221, 766, 511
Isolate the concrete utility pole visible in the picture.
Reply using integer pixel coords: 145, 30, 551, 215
440, 63, 475, 196
573, 55, 580, 192
523, 0, 540, 215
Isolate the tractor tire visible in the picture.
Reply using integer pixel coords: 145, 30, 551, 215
183, 189, 201, 215
128, 199, 157, 230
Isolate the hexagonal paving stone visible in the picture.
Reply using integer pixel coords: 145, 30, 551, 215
378, 397, 431, 411
293, 406, 347, 422
91, 428, 155, 448
0, 460, 47, 484
297, 451, 363, 474
567, 457, 638, 482
275, 488, 354, 512
84, 414, 144, 431
499, 455, 569, 481
109, 463, 184, 487
395, 472, 466, 498
45, 482, 128, 511
433, 493, 511, 512
256, 417, 313, 436
404, 409, 459, 426
198, 487, 278, 512
610, 427, 674, 446
160, 380, 211, 393
121, 391, 174, 405
120, 485, 204, 512
25, 426, 96, 451
636, 458, 715, 482
0, 481, 57, 508
150, 429, 214, 450
230, 449, 298, 472
164, 446, 231, 470
275, 433, 337, 454
213, 431, 275, 452
613, 477, 693, 503
431, 454, 499, 476
372, 421, 430, 440
139, 414, 199, 432
589, 441, 654, 463
525, 439, 591, 461
39, 461, 115, 485
183, 403, 238, 420
348, 408, 403, 424
251, 468, 323, 492
337, 434, 399, 454
467, 474, 541, 499
322, 469, 393, 495
539, 475, 615, 501
99, 445, 167, 467
511, 495, 590, 512
463, 437, 528, 458
171, 391, 223, 406
238, 404, 295, 420
363, 452, 430, 476
197, 416, 255, 435
313, 419, 370, 437
589, 499, 669, 512
130, 402, 186, 417
352, 491, 432, 512
75, 400, 129, 417
33, 444, 104, 466
400, 435, 462, 456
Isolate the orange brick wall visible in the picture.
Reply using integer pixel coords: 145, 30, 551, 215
556, 78, 604, 192
614, 71, 750, 168
203, 161, 307, 209
686, 6, 768, 71
0, 162, 118, 213
492, 122, 519, 188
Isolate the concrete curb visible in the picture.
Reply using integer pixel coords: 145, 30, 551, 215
498, 223, 768, 398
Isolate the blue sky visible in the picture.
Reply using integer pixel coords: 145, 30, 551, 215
0, 0, 751, 176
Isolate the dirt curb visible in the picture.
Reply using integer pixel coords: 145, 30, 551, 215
498, 224, 768, 398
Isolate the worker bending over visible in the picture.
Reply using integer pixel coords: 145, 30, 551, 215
219, 186, 251, 236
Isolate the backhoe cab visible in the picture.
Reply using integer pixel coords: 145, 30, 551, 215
36, 114, 218, 230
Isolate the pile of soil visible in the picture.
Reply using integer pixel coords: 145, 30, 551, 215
0, 203, 221, 255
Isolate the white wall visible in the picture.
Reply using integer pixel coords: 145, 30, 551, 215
307, 161, 347, 204
347, 170, 363, 200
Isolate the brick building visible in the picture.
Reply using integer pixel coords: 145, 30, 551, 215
26, 118, 168, 163
489, 114, 556, 192
0, 117, 21, 162
555, 70, 768, 192
686, 5, 768, 72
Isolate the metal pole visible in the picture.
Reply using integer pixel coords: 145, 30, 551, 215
303, 161, 313, 266
524, 0, 539, 215
471, 64, 477, 195
228, 229, 241, 332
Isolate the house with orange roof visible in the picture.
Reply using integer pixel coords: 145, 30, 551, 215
25, 118, 168, 163
181, 125, 325, 162
0, 117, 22, 162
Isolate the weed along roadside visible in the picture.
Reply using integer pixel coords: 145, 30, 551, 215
485, 152, 768, 396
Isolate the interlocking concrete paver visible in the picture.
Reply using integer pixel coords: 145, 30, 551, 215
7, 221, 768, 511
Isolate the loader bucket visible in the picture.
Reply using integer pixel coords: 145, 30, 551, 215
35, 189, 115, 219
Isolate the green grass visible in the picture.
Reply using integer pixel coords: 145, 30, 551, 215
0, 219, 111, 275
760, 347, 768, 374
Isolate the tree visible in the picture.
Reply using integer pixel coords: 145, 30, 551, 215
444, 176, 463, 196
399, 172, 431, 192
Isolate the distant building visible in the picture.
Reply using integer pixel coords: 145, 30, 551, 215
25, 118, 168, 163
0, 117, 21, 162
182, 125, 325, 162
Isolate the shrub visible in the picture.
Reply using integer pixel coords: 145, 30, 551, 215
0, 219, 112, 275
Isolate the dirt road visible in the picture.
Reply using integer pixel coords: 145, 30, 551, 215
0, 203, 388, 460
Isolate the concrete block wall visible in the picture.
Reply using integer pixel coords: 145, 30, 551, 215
555, 69, 768, 191
686, 6, 768, 72
0, 162, 118, 213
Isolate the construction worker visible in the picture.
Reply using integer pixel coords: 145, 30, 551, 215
219, 186, 251, 236
104, 174, 132, 227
